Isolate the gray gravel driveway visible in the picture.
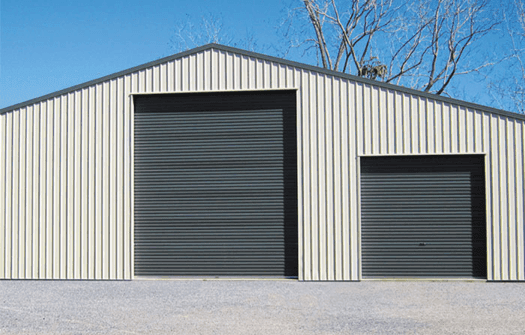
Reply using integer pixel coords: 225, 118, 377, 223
1, 279, 524, 334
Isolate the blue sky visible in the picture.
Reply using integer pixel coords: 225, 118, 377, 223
0, 0, 514, 112
0, 0, 289, 109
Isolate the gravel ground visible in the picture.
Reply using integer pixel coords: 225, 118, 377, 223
0, 279, 524, 334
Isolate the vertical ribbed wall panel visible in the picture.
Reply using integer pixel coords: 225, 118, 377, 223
1, 46, 524, 281
296, 70, 358, 281
357, 88, 525, 281
0, 85, 132, 279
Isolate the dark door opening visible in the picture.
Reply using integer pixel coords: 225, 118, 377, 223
134, 91, 298, 277
360, 155, 487, 278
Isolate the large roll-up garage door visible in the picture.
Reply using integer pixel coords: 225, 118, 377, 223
134, 91, 297, 277
360, 155, 486, 278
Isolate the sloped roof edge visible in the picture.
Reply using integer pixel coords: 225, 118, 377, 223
1, 43, 524, 121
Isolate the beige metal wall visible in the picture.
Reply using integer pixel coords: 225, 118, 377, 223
0, 46, 523, 280
352, 82, 525, 280
0, 80, 133, 279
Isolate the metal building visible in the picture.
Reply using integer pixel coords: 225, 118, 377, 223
0, 44, 524, 281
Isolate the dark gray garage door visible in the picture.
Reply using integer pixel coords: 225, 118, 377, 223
134, 91, 297, 277
360, 155, 486, 278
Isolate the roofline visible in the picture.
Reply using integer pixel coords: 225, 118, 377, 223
0, 44, 213, 114
1, 43, 524, 121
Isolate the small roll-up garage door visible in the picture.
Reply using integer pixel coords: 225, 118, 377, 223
134, 91, 297, 277
360, 155, 487, 278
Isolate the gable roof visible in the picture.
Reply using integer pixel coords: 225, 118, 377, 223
1, 43, 524, 121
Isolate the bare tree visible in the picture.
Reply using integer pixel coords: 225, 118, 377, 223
297, 0, 397, 76
488, 0, 525, 113
286, 0, 499, 95
170, 13, 233, 52
170, 13, 261, 53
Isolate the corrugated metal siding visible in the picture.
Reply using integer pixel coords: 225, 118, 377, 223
355, 84, 525, 281
298, 73, 359, 281
1, 46, 524, 280
0, 83, 133, 279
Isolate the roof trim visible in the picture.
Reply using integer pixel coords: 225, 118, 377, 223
1, 43, 524, 121
0, 44, 212, 114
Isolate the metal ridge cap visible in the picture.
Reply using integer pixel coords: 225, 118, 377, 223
2, 43, 524, 122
